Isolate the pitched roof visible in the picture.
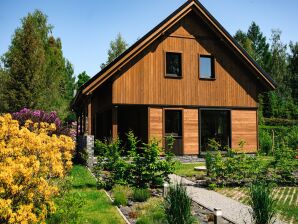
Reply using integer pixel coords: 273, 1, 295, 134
73, 0, 276, 107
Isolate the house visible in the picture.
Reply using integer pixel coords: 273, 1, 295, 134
72, 0, 276, 155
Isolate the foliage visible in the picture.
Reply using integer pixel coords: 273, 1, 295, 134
234, 22, 298, 120
76, 71, 90, 89
271, 144, 298, 185
249, 181, 277, 224
100, 33, 128, 69
50, 165, 125, 224
164, 183, 196, 224
0, 114, 75, 224
205, 138, 297, 186
12, 108, 71, 136
94, 131, 175, 189
288, 42, 298, 104
133, 198, 166, 224
47, 177, 85, 224
1, 10, 75, 119
132, 188, 151, 202
112, 185, 132, 206
259, 128, 273, 155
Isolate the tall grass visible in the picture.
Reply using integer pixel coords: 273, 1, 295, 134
164, 183, 196, 224
249, 181, 277, 224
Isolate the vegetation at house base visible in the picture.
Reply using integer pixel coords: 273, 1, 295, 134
100, 33, 128, 69
164, 183, 197, 224
0, 114, 75, 224
0, 10, 75, 120
94, 131, 175, 189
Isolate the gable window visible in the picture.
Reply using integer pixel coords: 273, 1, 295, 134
199, 55, 215, 79
166, 52, 182, 78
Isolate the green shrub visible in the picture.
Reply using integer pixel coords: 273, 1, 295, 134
259, 129, 273, 155
94, 131, 175, 189
133, 198, 166, 224
164, 183, 196, 224
249, 181, 276, 224
112, 185, 132, 206
47, 177, 85, 224
133, 188, 151, 202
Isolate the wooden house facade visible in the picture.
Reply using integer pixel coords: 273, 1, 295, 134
72, 0, 276, 155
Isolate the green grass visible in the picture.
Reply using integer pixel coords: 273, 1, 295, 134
216, 186, 298, 224
69, 165, 125, 224
174, 162, 206, 177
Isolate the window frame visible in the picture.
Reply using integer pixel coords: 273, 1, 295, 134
165, 51, 183, 79
199, 54, 216, 80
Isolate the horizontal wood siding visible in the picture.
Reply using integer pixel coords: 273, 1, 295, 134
148, 108, 163, 143
231, 110, 257, 152
183, 109, 199, 155
112, 13, 259, 107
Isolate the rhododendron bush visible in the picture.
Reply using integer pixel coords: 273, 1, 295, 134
12, 108, 71, 136
0, 114, 75, 223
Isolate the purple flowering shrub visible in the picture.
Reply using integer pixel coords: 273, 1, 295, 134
12, 108, 71, 136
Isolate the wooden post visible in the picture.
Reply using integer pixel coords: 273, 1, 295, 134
87, 99, 92, 135
79, 113, 83, 135
76, 115, 79, 136
112, 106, 118, 139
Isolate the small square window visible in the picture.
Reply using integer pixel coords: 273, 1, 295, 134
166, 52, 182, 77
199, 55, 215, 79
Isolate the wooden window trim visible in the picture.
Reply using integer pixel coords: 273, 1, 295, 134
164, 51, 183, 79
198, 54, 216, 80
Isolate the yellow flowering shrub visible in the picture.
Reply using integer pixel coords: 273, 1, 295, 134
0, 114, 75, 223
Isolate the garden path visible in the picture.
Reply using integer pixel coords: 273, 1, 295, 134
169, 174, 284, 224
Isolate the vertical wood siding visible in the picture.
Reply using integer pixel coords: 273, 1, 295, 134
231, 110, 257, 152
148, 107, 163, 143
112, 13, 259, 107
183, 109, 199, 154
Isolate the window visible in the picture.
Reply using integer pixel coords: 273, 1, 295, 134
165, 110, 183, 155
200, 110, 231, 152
165, 110, 182, 137
199, 55, 215, 79
166, 52, 182, 77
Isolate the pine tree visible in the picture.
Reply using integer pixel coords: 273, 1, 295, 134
101, 33, 128, 69
288, 42, 298, 104
1, 10, 75, 119
77, 71, 90, 88
2, 10, 49, 111
247, 22, 272, 73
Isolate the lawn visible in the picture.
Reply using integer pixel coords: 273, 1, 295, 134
216, 186, 298, 224
174, 162, 205, 177
49, 165, 125, 224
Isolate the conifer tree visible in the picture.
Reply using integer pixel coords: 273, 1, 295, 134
100, 33, 128, 69
1, 10, 75, 119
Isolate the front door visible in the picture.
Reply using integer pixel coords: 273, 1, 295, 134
164, 109, 183, 155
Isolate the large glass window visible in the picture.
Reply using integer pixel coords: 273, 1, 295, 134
200, 110, 230, 151
199, 55, 215, 79
166, 52, 182, 77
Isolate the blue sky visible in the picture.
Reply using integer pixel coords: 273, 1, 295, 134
0, 0, 297, 78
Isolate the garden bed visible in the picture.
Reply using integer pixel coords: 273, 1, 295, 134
107, 187, 232, 224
